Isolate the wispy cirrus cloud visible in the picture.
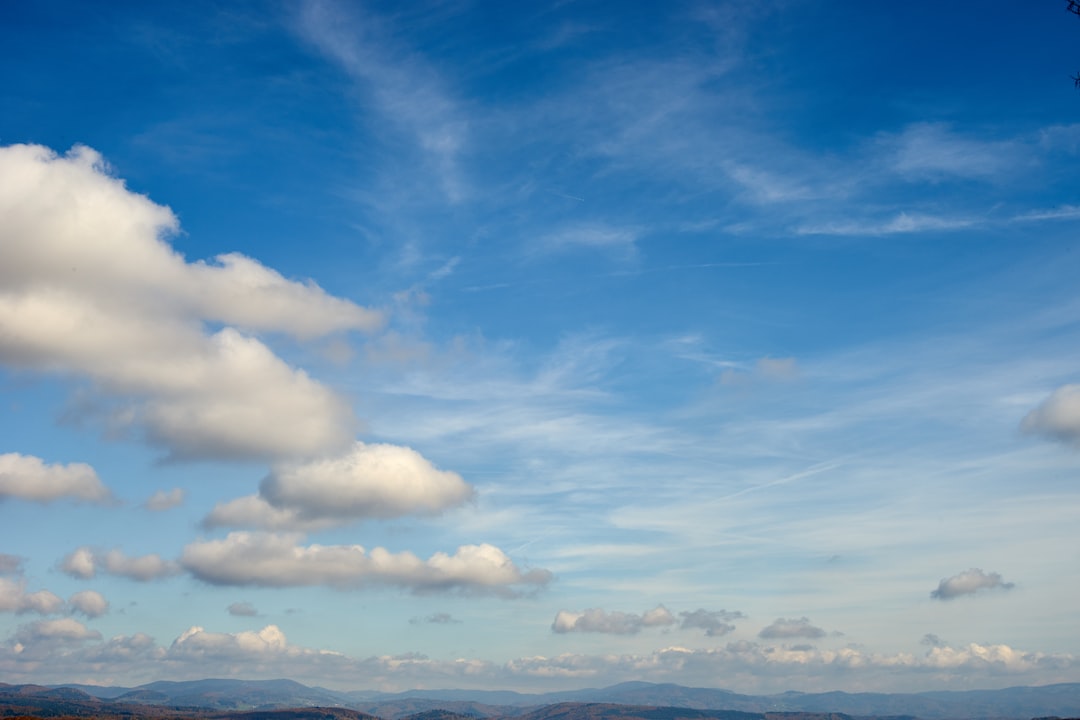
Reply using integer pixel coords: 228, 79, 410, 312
797, 212, 977, 236
296, 0, 469, 204
883, 122, 1020, 182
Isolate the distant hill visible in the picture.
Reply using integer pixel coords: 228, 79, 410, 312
30, 678, 1080, 720
352, 681, 1080, 719
119, 679, 349, 711
0, 688, 863, 720
0, 684, 375, 720
514, 701, 763, 720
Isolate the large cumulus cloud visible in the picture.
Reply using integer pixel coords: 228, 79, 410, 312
181, 532, 551, 596
0, 144, 382, 462
203, 442, 475, 531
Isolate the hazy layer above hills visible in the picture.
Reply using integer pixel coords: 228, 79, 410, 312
11, 678, 1075, 720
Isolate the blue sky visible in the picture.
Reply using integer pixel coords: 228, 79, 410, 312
1, 0, 1080, 694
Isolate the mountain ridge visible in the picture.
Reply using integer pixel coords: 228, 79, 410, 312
27, 679, 1080, 720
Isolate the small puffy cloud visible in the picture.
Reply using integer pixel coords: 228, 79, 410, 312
68, 590, 109, 618
9, 618, 103, 661
0, 577, 64, 615
59, 547, 96, 579
60, 547, 180, 582
930, 568, 1014, 600
552, 605, 676, 635
204, 442, 475, 531
263, 442, 475, 522
759, 617, 826, 639
0, 144, 381, 462
144, 488, 185, 511
409, 612, 461, 625
181, 532, 552, 596
227, 602, 258, 617
0, 554, 22, 574
1022, 385, 1080, 446
679, 608, 745, 637
0, 453, 110, 504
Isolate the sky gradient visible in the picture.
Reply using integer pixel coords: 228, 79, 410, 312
1, 0, 1080, 694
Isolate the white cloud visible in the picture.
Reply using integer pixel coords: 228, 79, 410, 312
202, 494, 335, 533
144, 488, 185, 511
181, 532, 551, 596
0, 555, 21, 574
0, 577, 64, 615
7, 618, 103, 662
205, 442, 475, 531
58, 548, 95, 580
170, 624, 294, 660
0, 575, 108, 618
14, 618, 101, 645
759, 617, 827, 639
930, 568, 1014, 600
0, 453, 110, 504
67, 590, 109, 618
1022, 384, 1080, 446
265, 442, 474, 521
60, 547, 180, 582
552, 605, 676, 635
0, 144, 380, 461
